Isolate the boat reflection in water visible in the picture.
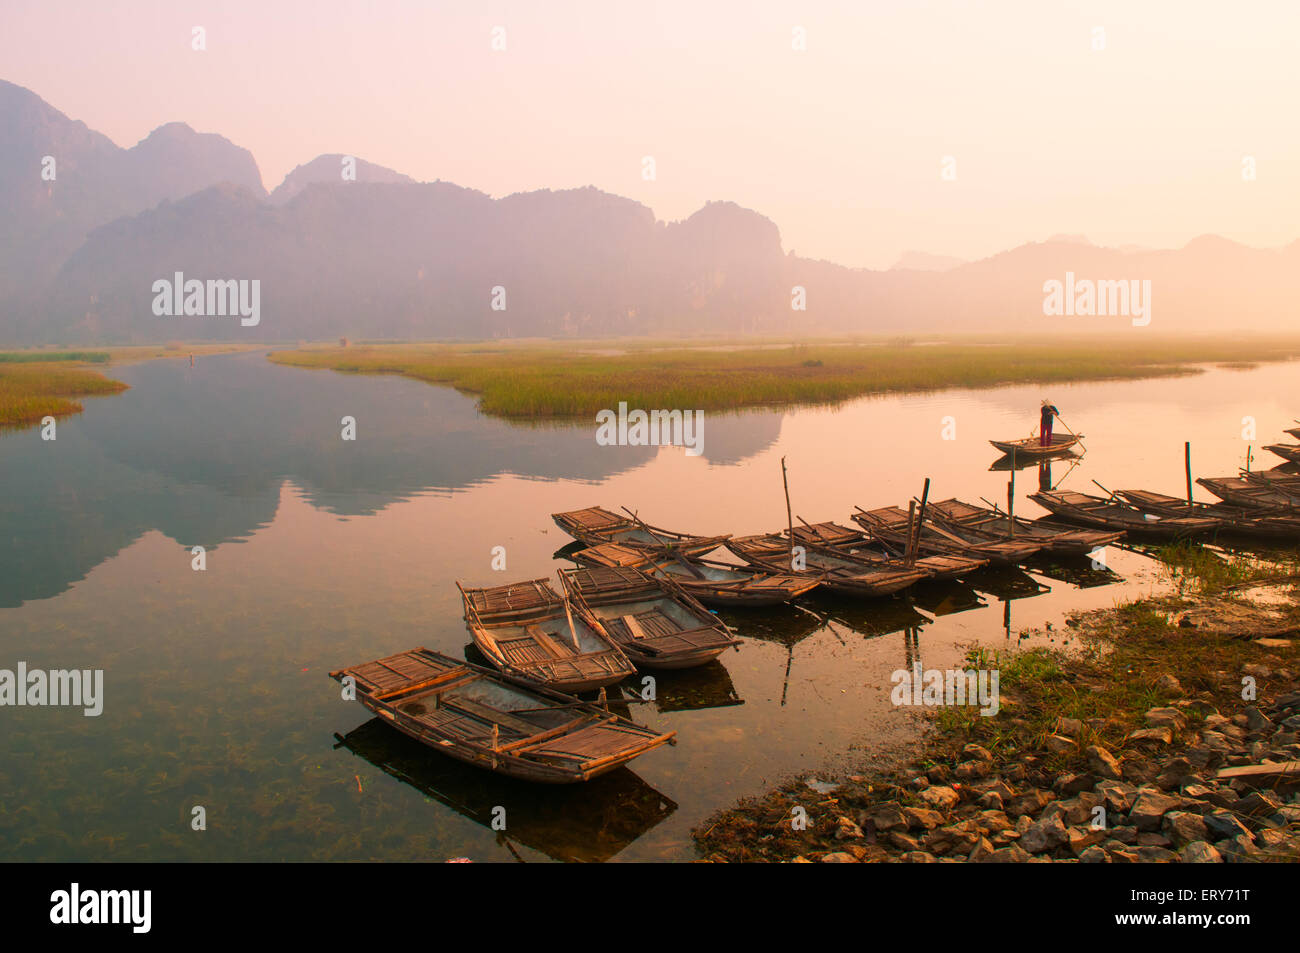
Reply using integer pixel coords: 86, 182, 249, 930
622, 660, 744, 714
1029, 556, 1123, 590
906, 578, 986, 618
333, 718, 677, 863
989, 449, 1082, 472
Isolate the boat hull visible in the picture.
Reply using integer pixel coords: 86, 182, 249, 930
331, 649, 674, 783
989, 434, 1081, 457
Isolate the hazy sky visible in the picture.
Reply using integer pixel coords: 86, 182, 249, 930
3, 0, 1297, 268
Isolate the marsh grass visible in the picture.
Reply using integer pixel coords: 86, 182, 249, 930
932, 592, 1299, 765
1155, 541, 1262, 595
0, 351, 110, 363
0, 362, 129, 428
267, 336, 1300, 418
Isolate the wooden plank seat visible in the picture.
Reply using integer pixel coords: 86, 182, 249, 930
331, 648, 675, 782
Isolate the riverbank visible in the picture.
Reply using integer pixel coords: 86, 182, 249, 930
693, 571, 1300, 863
0, 354, 128, 428
0, 344, 254, 428
267, 336, 1300, 419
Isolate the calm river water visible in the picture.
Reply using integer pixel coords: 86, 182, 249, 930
1, 352, 1296, 861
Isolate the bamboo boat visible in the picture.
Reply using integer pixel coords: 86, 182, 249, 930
926, 498, 1123, 556
988, 433, 1082, 457
788, 520, 988, 580
1197, 475, 1300, 511
852, 505, 1044, 565
551, 506, 728, 556
328, 648, 675, 783
727, 534, 929, 597
333, 718, 678, 861
1030, 490, 1219, 538
458, 578, 635, 693
569, 541, 820, 607
1115, 489, 1300, 539
1264, 444, 1300, 465
1243, 468, 1300, 498
559, 566, 740, 669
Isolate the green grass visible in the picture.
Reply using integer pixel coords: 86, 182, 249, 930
0, 361, 129, 428
1155, 541, 1261, 594
929, 590, 1299, 764
0, 351, 110, 363
266, 336, 1300, 418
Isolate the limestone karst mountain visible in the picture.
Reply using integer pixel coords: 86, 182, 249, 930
4, 78, 1299, 344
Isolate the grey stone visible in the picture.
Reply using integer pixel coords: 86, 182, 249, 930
1129, 791, 1184, 831
1162, 811, 1208, 847
918, 785, 960, 810
902, 806, 946, 830
1144, 707, 1188, 732
1086, 745, 1123, 780
1136, 846, 1178, 862
1178, 841, 1223, 863
1203, 811, 1252, 841
1019, 814, 1068, 853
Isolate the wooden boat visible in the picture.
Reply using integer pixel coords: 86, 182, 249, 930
559, 566, 740, 669
988, 433, 1082, 457
328, 648, 675, 783
333, 718, 678, 862
569, 542, 820, 607
1264, 444, 1300, 465
1197, 475, 1300, 511
458, 578, 635, 693
926, 498, 1123, 556
551, 506, 728, 556
1243, 468, 1300, 498
727, 534, 929, 597
1115, 489, 1300, 539
1285, 427, 1300, 441
1029, 490, 1219, 538
852, 505, 1044, 565
788, 520, 988, 580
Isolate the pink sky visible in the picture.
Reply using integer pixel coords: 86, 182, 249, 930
3, 0, 1297, 269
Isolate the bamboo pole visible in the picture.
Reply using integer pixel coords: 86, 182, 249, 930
1007, 457, 1016, 539
781, 456, 794, 561
562, 595, 581, 652
1185, 441, 1193, 508
621, 506, 706, 578
909, 478, 931, 565
1055, 413, 1086, 453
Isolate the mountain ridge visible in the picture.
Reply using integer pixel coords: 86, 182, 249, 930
3, 79, 1297, 344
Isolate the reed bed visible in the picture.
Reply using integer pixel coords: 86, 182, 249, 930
0, 351, 110, 363
0, 361, 129, 428
267, 337, 1300, 418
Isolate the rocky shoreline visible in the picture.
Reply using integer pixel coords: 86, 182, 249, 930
694, 588, 1300, 863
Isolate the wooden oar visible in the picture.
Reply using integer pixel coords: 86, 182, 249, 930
1092, 479, 1119, 500
620, 506, 708, 579
1055, 414, 1087, 452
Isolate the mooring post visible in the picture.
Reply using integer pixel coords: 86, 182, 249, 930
910, 478, 931, 565
1185, 441, 1193, 507
781, 456, 794, 561
906, 500, 917, 561
1008, 456, 1016, 538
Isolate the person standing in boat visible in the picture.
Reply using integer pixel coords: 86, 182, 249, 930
1039, 399, 1059, 447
